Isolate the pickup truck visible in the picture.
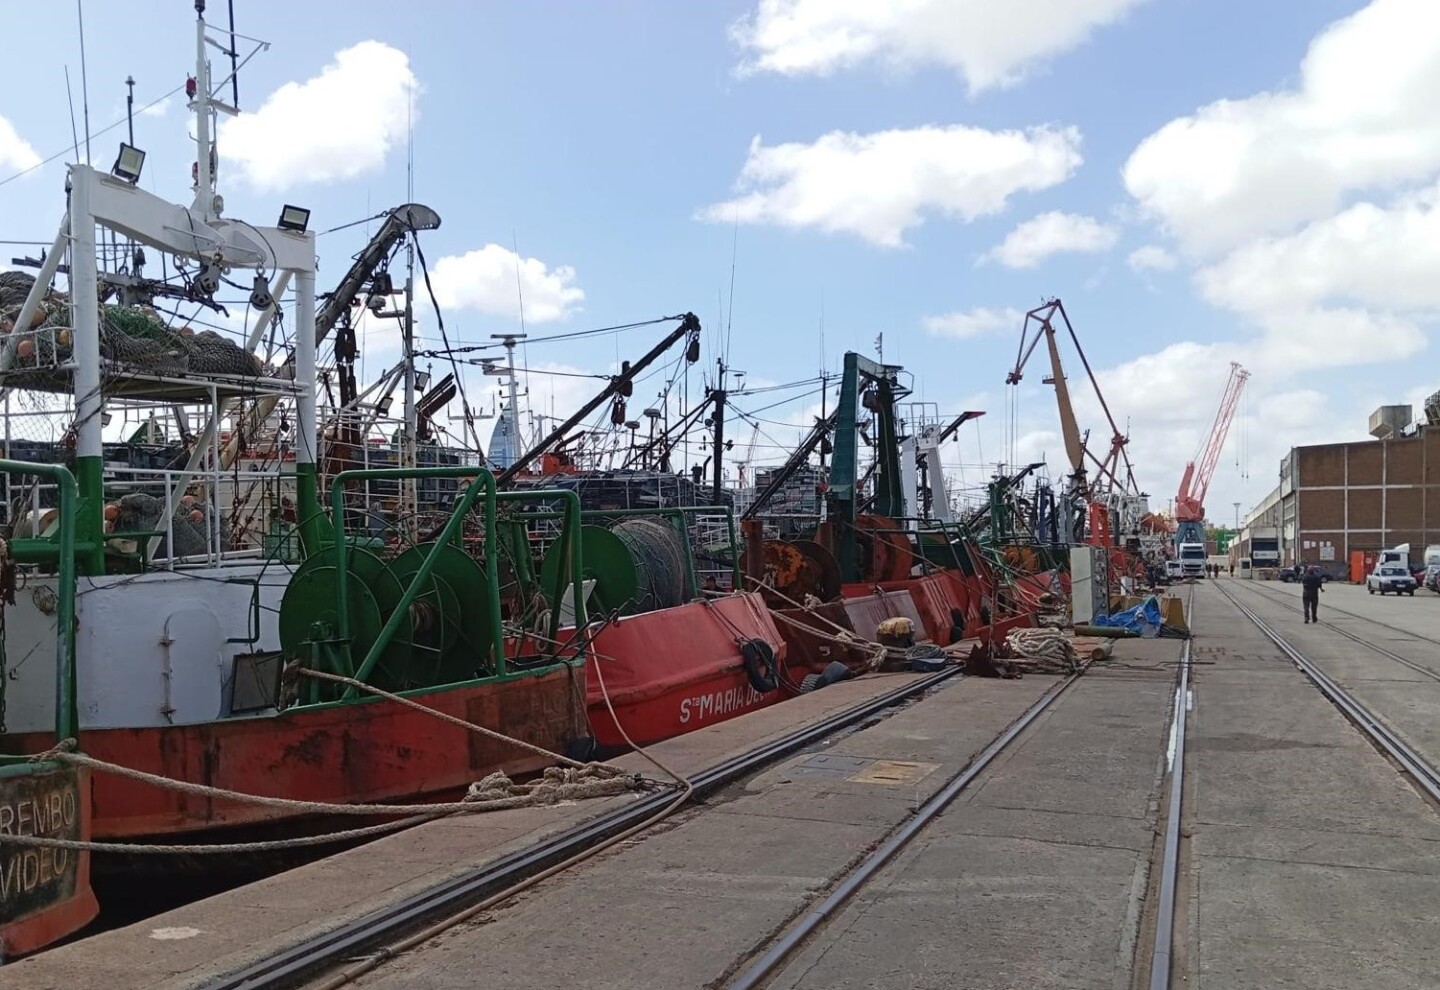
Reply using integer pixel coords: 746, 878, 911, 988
1368, 565, 1417, 596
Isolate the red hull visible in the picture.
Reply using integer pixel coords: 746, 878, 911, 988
839, 585, 931, 641
3, 665, 588, 840
0, 765, 99, 957
769, 600, 875, 678
844, 571, 1040, 647
585, 593, 788, 749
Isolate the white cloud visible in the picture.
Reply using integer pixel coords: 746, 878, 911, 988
1119, 1, 1440, 378
1197, 182, 1440, 314
981, 211, 1117, 268
922, 306, 1021, 339
1126, 244, 1176, 272
732, 0, 1148, 94
429, 244, 583, 323
700, 125, 1083, 247
1187, 183, 1438, 372
1123, 0, 1440, 254
0, 114, 40, 173
139, 98, 171, 119
220, 41, 416, 191
1251, 307, 1425, 372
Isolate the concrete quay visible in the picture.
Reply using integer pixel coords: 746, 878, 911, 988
13, 582, 1440, 990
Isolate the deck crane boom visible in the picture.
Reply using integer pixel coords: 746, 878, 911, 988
221, 203, 442, 468
1174, 361, 1250, 548
1006, 299, 1137, 544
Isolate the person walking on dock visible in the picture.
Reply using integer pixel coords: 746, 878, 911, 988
1301, 566, 1324, 623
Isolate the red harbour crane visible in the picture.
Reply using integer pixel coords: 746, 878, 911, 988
1174, 361, 1250, 547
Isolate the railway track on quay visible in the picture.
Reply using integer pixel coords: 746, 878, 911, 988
725, 600, 1196, 990
62, 578, 1440, 990
196, 667, 971, 990
192, 598, 1200, 990
1214, 579, 1440, 805
1239, 578, 1440, 677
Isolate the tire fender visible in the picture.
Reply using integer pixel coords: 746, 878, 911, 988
741, 638, 779, 694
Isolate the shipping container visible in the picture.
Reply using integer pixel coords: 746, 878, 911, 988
1349, 549, 1380, 584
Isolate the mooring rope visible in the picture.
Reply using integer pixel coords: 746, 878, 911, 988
1, 664, 657, 854
25, 739, 642, 819
290, 666, 626, 775
0, 760, 645, 856
1004, 627, 1082, 674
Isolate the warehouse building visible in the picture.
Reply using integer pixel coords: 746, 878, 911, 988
1237, 402, 1440, 575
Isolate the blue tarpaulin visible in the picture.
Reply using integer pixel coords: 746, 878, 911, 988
1089, 596, 1164, 638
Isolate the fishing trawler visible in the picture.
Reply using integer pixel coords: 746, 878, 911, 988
733, 351, 1046, 678
0, 4, 617, 952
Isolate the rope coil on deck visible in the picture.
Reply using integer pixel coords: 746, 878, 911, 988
1003, 627, 1082, 673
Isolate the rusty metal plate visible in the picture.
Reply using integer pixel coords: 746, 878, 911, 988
847, 760, 939, 785
785, 754, 873, 779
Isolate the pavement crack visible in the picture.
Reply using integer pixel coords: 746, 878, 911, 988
1200, 851, 1440, 876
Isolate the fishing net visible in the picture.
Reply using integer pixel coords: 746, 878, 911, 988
0, 271, 264, 379
110, 491, 227, 560
612, 517, 687, 612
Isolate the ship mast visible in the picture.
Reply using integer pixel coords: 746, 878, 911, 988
9, 0, 323, 569
190, 0, 237, 222
401, 239, 417, 531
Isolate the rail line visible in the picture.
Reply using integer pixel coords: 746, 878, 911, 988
1246, 578, 1440, 648
730, 588, 1196, 990
1147, 615, 1193, 990
197, 667, 963, 990
725, 669, 1086, 990
1214, 580, 1440, 805
1233, 580, 1440, 684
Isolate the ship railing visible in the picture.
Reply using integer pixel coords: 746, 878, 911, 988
4, 463, 305, 570
0, 460, 83, 744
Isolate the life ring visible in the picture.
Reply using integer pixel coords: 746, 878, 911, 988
741, 638, 778, 694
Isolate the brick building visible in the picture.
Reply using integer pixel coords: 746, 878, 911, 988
1240, 405, 1440, 572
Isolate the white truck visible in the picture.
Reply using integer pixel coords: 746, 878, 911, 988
1379, 543, 1412, 571
1178, 542, 1207, 579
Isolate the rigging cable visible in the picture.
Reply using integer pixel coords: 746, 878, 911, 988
0, 83, 185, 188
409, 232, 483, 454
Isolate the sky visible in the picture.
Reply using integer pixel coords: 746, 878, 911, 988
2, 0, 1437, 524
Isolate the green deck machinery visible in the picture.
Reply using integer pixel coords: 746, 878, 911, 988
538, 516, 689, 618
278, 540, 493, 691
